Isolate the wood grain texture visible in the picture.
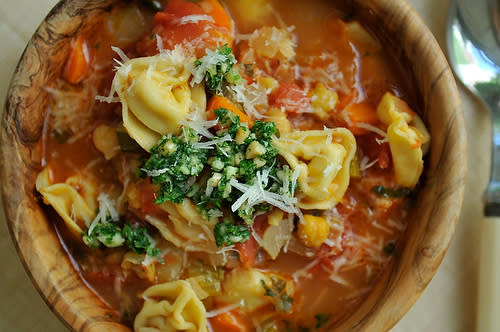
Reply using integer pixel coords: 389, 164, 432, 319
0, 0, 466, 331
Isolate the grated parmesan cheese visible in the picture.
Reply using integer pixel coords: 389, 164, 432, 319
174, 15, 215, 25
354, 122, 387, 138
87, 193, 119, 234
229, 171, 299, 215
192, 134, 233, 149
228, 82, 269, 119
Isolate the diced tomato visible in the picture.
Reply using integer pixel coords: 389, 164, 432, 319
234, 236, 257, 268
343, 102, 380, 135
357, 133, 392, 169
133, 179, 163, 215
271, 83, 311, 113
136, 0, 232, 57
209, 308, 249, 332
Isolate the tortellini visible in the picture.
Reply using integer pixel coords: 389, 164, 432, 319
134, 280, 207, 332
218, 268, 295, 312
143, 199, 220, 255
274, 128, 357, 209
36, 168, 97, 237
377, 92, 430, 187
111, 48, 206, 151
218, 268, 273, 311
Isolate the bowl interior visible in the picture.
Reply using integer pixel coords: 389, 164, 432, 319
0, 0, 466, 331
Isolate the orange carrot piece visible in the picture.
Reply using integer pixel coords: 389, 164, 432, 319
207, 94, 253, 127
345, 101, 379, 135
63, 35, 91, 84
200, 0, 233, 32
209, 309, 249, 332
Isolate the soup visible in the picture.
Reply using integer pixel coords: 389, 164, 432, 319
35, 0, 430, 331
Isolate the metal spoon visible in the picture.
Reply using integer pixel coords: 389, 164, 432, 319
447, 0, 500, 330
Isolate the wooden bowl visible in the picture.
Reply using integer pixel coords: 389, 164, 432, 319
0, 0, 466, 331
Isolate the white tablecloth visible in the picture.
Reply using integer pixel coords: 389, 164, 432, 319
0, 0, 485, 331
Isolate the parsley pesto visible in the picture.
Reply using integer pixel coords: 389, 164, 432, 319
138, 108, 297, 246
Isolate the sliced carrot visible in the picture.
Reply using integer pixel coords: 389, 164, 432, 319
63, 35, 91, 84
344, 101, 379, 135
209, 309, 249, 332
199, 0, 233, 32
234, 236, 257, 268
207, 94, 253, 128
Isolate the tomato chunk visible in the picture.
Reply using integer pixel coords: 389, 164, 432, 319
271, 83, 311, 113
136, 0, 232, 57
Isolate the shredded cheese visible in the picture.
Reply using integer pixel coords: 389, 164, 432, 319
87, 193, 119, 234
229, 171, 299, 215
354, 122, 387, 138
175, 15, 215, 25
228, 82, 269, 119
192, 134, 233, 149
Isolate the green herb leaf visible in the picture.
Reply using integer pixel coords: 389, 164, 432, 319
214, 219, 250, 247
122, 221, 159, 257
371, 185, 411, 198
194, 44, 241, 92
261, 279, 277, 297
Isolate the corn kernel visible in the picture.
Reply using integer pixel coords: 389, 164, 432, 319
298, 214, 330, 248
259, 76, 279, 93
310, 83, 338, 120
246, 141, 266, 159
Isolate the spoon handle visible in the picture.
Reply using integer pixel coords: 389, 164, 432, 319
478, 216, 500, 332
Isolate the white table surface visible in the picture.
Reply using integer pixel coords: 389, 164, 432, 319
0, 0, 487, 331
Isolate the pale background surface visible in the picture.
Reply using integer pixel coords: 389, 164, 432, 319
0, 0, 487, 331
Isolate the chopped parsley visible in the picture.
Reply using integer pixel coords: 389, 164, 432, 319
192, 44, 241, 92
214, 219, 250, 247
138, 127, 208, 204
138, 107, 296, 244
122, 222, 161, 257
83, 219, 161, 259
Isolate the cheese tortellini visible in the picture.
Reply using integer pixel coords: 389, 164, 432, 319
36, 168, 97, 237
138, 197, 220, 255
377, 92, 430, 187
111, 48, 206, 151
134, 280, 207, 332
274, 128, 357, 210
